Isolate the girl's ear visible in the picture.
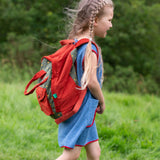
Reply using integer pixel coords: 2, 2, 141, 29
94, 17, 99, 27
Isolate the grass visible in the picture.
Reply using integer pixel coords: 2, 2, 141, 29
0, 82, 160, 160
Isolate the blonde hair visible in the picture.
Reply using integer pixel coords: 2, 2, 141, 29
66, 0, 114, 89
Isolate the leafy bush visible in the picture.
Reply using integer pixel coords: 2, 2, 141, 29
103, 63, 159, 95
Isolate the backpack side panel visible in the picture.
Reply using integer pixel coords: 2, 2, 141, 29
36, 58, 62, 118
70, 48, 79, 85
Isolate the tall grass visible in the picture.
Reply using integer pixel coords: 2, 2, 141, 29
0, 82, 160, 160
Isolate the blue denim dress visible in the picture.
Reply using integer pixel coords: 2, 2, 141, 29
58, 40, 103, 149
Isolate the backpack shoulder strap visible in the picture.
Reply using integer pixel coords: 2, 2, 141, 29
59, 38, 99, 54
75, 38, 89, 47
59, 39, 89, 47
75, 38, 99, 54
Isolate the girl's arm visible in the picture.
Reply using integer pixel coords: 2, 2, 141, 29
86, 52, 105, 114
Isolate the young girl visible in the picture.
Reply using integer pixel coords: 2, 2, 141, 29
57, 0, 114, 159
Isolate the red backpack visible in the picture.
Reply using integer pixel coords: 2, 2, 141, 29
24, 38, 98, 124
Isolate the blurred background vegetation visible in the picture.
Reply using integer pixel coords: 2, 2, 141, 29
0, 0, 160, 95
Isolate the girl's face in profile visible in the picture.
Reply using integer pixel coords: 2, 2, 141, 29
94, 6, 114, 38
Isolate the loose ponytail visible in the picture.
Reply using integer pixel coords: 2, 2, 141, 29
81, 38, 93, 89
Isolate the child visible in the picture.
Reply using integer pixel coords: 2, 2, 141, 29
56, 0, 114, 159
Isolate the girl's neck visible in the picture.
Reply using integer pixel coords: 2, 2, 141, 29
75, 30, 94, 41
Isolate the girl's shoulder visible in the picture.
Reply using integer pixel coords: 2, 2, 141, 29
75, 38, 98, 55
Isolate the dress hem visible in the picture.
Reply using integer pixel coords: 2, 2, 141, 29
61, 139, 99, 149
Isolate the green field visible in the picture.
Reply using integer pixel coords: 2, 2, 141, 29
0, 82, 160, 160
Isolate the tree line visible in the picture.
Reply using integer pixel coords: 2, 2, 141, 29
0, 0, 160, 94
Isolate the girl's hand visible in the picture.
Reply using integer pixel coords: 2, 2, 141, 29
96, 102, 105, 114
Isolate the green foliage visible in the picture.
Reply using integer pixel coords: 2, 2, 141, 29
104, 63, 160, 95
104, 64, 138, 94
98, 0, 160, 91
0, 83, 160, 159
0, 0, 160, 94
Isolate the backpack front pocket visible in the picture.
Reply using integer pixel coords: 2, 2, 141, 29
36, 87, 53, 116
